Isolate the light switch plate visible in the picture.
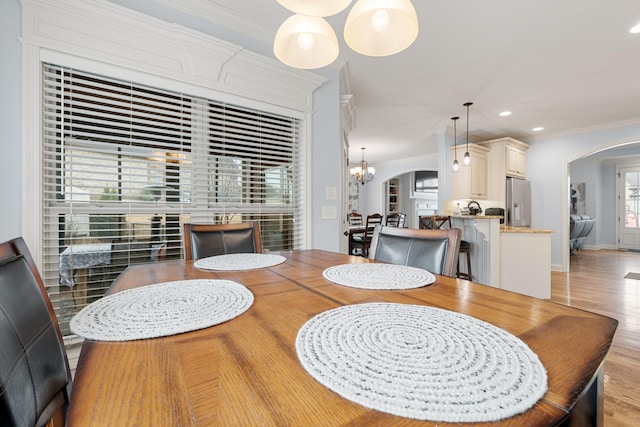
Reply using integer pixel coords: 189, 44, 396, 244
322, 205, 337, 219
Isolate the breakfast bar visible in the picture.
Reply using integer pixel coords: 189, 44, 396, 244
67, 250, 616, 426
451, 215, 553, 298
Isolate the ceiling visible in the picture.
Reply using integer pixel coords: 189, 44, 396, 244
203, 0, 640, 164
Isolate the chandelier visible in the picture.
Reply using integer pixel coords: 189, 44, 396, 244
274, 0, 419, 69
351, 147, 375, 185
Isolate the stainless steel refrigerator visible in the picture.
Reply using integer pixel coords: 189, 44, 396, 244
506, 177, 531, 227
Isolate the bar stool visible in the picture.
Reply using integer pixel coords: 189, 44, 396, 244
457, 240, 472, 280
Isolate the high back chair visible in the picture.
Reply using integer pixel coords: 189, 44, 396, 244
385, 213, 406, 228
368, 225, 461, 277
183, 222, 262, 260
347, 212, 363, 227
349, 213, 383, 257
0, 237, 72, 427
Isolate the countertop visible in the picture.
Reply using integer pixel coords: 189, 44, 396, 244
500, 225, 554, 234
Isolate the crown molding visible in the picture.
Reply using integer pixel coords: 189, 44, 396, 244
153, 0, 275, 43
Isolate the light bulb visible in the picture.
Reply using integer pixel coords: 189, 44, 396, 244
297, 32, 315, 50
371, 9, 389, 32
452, 160, 459, 172
463, 152, 471, 165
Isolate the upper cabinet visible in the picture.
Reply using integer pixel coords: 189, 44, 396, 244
480, 137, 530, 202
451, 144, 490, 200
505, 144, 527, 178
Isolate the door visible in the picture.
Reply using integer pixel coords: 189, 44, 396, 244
618, 167, 640, 250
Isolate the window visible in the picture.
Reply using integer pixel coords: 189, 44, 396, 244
42, 64, 304, 336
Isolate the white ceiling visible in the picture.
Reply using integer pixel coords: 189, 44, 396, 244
202, 0, 640, 164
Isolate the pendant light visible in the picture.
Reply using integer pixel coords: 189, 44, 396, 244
276, 0, 352, 17
343, 0, 419, 57
463, 102, 473, 166
273, 14, 339, 70
451, 116, 460, 172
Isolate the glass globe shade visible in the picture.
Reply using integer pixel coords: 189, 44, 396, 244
276, 0, 352, 17
344, 0, 418, 56
274, 14, 339, 69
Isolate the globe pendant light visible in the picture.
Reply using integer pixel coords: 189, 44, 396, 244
274, 14, 339, 69
451, 116, 460, 172
344, 0, 419, 56
276, 0, 352, 17
463, 102, 473, 166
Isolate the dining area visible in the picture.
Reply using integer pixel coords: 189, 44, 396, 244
0, 222, 618, 426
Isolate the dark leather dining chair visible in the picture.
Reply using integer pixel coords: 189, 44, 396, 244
183, 222, 262, 260
368, 225, 461, 277
0, 237, 72, 427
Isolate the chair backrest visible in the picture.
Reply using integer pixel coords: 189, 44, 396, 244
364, 214, 383, 240
419, 215, 451, 230
385, 213, 406, 228
183, 222, 262, 260
0, 237, 72, 427
347, 213, 363, 227
368, 225, 461, 277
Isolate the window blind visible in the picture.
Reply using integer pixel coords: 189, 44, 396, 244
41, 64, 305, 336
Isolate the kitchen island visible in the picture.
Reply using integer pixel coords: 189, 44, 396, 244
451, 215, 553, 299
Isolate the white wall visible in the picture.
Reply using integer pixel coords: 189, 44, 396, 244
527, 124, 640, 271
0, 0, 22, 242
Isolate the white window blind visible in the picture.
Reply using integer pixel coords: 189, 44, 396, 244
41, 64, 305, 336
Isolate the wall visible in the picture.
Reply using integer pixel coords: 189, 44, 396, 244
0, 0, 22, 242
527, 124, 640, 271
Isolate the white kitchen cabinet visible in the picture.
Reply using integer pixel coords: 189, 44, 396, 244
451, 144, 489, 200
505, 145, 527, 178
481, 137, 529, 202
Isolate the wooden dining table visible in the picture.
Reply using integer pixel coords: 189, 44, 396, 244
67, 249, 617, 426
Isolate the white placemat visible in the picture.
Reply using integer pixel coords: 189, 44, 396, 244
194, 253, 286, 271
296, 303, 548, 423
70, 279, 253, 341
323, 263, 436, 289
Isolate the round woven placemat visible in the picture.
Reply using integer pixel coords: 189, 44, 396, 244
323, 263, 435, 289
296, 302, 547, 423
194, 253, 286, 271
70, 279, 253, 341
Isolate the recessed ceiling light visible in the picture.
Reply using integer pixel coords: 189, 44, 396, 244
630, 23, 640, 34
532, 126, 544, 132
499, 111, 512, 117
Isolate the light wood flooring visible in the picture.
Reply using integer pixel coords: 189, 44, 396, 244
552, 249, 640, 426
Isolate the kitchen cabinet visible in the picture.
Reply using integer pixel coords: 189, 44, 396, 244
451, 144, 489, 200
481, 137, 529, 201
386, 178, 400, 215
506, 145, 527, 178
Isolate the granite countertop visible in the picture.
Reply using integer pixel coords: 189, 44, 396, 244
500, 226, 554, 234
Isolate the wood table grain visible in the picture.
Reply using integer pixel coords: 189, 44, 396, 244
67, 250, 617, 426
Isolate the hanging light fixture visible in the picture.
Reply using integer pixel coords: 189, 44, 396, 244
463, 102, 473, 166
276, 0, 352, 17
274, 0, 419, 69
350, 147, 376, 185
344, 0, 419, 56
273, 14, 339, 69
451, 116, 460, 172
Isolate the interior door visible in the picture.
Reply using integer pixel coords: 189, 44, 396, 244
618, 167, 640, 250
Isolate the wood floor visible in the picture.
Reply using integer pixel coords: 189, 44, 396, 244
551, 249, 640, 426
